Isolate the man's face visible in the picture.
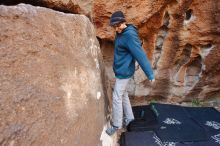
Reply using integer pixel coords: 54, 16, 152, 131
112, 22, 124, 33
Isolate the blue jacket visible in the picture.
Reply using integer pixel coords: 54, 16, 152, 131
113, 24, 154, 80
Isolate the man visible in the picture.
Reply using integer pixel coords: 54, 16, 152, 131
106, 11, 155, 136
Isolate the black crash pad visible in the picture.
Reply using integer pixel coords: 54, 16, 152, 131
185, 106, 220, 135
120, 131, 220, 146
151, 103, 208, 142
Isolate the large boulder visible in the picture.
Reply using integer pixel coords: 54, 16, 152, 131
0, 4, 107, 146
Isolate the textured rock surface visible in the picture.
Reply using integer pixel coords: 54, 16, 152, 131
0, 0, 93, 17
42, 0, 93, 16
0, 4, 106, 146
95, 0, 220, 101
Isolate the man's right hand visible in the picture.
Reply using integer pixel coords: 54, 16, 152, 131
149, 79, 155, 83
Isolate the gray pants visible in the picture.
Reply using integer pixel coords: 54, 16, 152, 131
112, 78, 134, 128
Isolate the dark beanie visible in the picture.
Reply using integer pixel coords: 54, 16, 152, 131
110, 11, 126, 26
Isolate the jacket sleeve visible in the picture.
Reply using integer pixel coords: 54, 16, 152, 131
125, 32, 155, 80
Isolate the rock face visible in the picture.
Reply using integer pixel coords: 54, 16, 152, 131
0, 0, 93, 17
94, 0, 220, 102
0, 4, 106, 146
42, 0, 93, 16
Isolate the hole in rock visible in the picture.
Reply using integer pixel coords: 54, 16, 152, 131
175, 44, 192, 69
183, 44, 192, 57
163, 11, 170, 27
200, 43, 213, 58
201, 43, 213, 49
185, 9, 192, 20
